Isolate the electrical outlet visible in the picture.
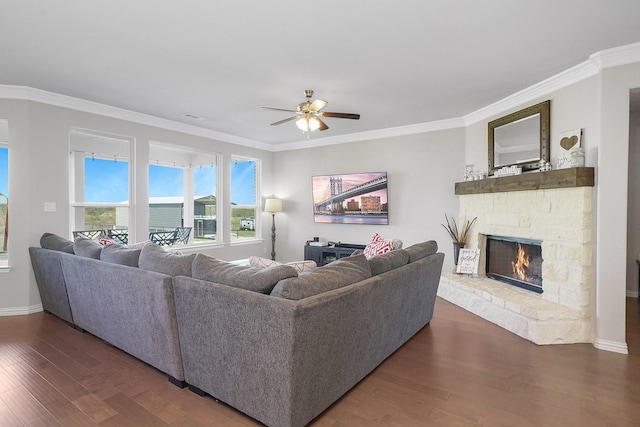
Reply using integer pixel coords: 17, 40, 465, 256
44, 202, 56, 212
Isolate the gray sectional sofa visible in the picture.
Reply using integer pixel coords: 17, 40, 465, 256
30, 233, 444, 427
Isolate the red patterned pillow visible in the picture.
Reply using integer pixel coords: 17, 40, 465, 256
363, 233, 393, 258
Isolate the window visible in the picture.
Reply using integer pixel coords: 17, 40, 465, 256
69, 129, 131, 242
149, 142, 219, 246
0, 119, 8, 267
230, 157, 259, 241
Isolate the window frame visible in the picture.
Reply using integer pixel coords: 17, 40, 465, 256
148, 140, 221, 248
0, 120, 8, 268
69, 128, 135, 241
229, 155, 261, 245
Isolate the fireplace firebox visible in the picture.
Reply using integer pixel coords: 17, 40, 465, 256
486, 235, 543, 293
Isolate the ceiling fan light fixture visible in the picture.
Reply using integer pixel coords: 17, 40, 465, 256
308, 116, 321, 131
296, 117, 309, 132
296, 115, 321, 132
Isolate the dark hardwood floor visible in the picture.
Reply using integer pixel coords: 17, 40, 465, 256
2, 297, 640, 426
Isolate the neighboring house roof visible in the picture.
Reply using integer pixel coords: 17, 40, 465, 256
147, 195, 217, 205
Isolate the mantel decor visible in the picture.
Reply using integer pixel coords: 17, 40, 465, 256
454, 167, 594, 195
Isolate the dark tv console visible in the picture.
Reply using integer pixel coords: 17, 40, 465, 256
304, 243, 366, 266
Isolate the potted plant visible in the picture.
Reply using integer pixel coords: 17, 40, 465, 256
442, 214, 477, 265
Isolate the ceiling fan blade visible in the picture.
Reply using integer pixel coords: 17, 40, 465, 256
317, 117, 329, 131
321, 111, 361, 120
309, 99, 328, 112
261, 106, 298, 113
270, 116, 298, 126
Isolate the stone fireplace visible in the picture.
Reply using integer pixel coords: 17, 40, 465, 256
438, 168, 594, 345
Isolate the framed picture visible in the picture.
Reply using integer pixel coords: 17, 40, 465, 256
311, 172, 388, 225
557, 128, 582, 169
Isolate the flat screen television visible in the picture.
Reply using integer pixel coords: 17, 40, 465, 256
311, 171, 388, 225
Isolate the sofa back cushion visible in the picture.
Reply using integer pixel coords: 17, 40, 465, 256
404, 240, 438, 263
368, 249, 409, 276
139, 243, 195, 277
40, 233, 75, 254
270, 253, 372, 300
192, 254, 298, 294
73, 237, 103, 259
100, 243, 142, 267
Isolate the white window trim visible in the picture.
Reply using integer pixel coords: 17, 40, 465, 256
229, 155, 262, 246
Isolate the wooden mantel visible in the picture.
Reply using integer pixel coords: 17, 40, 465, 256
455, 167, 594, 195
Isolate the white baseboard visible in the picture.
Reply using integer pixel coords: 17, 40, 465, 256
0, 304, 43, 316
627, 290, 639, 298
593, 337, 629, 354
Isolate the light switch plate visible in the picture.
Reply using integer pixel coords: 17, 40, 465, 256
44, 202, 56, 212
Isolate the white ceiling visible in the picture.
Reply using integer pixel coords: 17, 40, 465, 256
1, 1, 640, 146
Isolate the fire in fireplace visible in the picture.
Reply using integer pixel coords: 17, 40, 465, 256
486, 235, 543, 293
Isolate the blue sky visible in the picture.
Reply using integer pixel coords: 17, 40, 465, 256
85, 157, 255, 205
0, 148, 8, 200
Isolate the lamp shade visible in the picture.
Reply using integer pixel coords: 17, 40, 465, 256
264, 198, 283, 213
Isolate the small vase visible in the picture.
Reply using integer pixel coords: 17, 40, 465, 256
453, 242, 465, 265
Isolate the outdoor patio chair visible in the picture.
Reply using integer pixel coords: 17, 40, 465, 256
174, 227, 192, 245
107, 229, 129, 245
149, 230, 178, 246
72, 230, 105, 240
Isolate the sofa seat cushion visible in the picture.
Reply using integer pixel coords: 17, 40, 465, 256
270, 253, 372, 300
73, 237, 103, 259
40, 233, 75, 254
368, 249, 409, 276
192, 254, 298, 294
249, 256, 317, 273
100, 243, 142, 267
139, 243, 196, 277
404, 240, 438, 263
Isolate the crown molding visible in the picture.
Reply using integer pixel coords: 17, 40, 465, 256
271, 117, 466, 152
590, 41, 640, 70
463, 59, 600, 126
464, 42, 640, 126
0, 85, 272, 151
1, 42, 639, 152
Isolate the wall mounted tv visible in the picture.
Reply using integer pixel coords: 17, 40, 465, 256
311, 171, 388, 225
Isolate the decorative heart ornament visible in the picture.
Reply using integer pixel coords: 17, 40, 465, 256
560, 135, 578, 151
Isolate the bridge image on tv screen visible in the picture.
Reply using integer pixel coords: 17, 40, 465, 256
311, 172, 388, 225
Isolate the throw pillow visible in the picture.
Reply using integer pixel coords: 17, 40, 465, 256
138, 243, 196, 277
249, 256, 278, 269
249, 256, 317, 273
40, 233, 75, 254
270, 253, 372, 300
193, 254, 298, 294
100, 243, 142, 267
404, 240, 438, 263
363, 233, 403, 259
73, 237, 103, 259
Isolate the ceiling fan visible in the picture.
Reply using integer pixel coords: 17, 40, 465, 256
262, 90, 360, 132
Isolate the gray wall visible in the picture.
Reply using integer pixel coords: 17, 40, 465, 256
0, 99, 275, 313
271, 130, 464, 269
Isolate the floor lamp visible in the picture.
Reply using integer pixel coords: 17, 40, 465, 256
264, 198, 283, 261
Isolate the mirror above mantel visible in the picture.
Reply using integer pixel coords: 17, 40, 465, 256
488, 100, 550, 175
